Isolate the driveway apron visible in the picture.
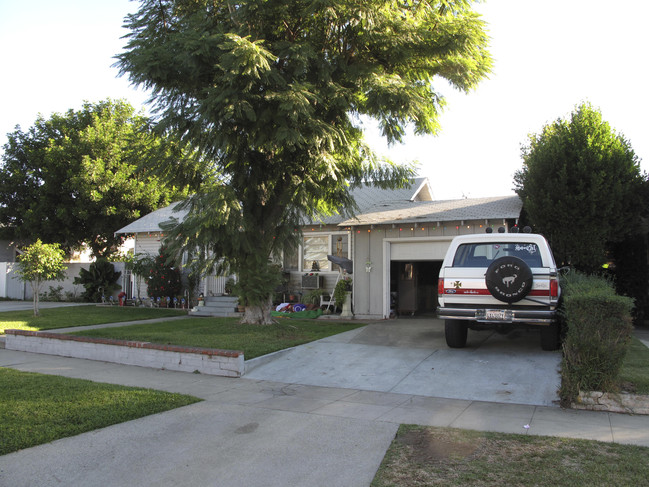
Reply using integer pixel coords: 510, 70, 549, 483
245, 317, 562, 407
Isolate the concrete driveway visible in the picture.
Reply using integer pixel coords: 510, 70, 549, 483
245, 317, 562, 406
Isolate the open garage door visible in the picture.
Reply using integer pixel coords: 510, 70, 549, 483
387, 239, 451, 316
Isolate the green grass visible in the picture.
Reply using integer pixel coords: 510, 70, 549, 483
0, 367, 201, 455
372, 425, 649, 487
68, 317, 365, 359
0, 305, 187, 334
619, 337, 649, 394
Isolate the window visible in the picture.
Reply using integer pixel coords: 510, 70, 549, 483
303, 235, 329, 271
301, 233, 350, 272
452, 242, 542, 268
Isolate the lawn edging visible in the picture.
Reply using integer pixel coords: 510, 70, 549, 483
4, 329, 244, 378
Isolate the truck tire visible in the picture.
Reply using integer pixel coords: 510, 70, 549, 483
485, 256, 533, 303
445, 319, 468, 348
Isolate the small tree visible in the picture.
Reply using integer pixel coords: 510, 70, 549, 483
147, 248, 182, 304
15, 240, 67, 316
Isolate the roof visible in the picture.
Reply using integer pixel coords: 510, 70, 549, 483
339, 195, 522, 226
116, 178, 434, 234
316, 177, 434, 224
115, 201, 188, 235
114, 179, 521, 234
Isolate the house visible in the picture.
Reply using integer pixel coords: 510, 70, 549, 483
114, 177, 522, 318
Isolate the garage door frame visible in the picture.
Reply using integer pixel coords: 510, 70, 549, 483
382, 236, 453, 318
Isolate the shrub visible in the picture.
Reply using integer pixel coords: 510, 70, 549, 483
39, 285, 65, 302
333, 277, 352, 309
147, 248, 182, 302
559, 271, 634, 406
74, 259, 122, 302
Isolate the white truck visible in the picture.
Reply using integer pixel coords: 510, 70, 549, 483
437, 229, 561, 350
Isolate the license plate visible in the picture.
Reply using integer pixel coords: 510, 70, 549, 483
485, 310, 507, 320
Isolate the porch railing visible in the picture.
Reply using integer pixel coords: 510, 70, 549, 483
204, 274, 233, 296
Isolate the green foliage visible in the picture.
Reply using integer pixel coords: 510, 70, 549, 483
302, 288, 328, 306
39, 285, 65, 302
117, 0, 492, 323
74, 259, 122, 303
334, 277, 353, 309
224, 277, 236, 295
609, 234, 649, 324
514, 102, 647, 272
559, 271, 634, 406
146, 248, 182, 301
124, 252, 155, 299
15, 239, 68, 316
0, 99, 200, 258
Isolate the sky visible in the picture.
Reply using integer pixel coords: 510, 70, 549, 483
1, 0, 647, 200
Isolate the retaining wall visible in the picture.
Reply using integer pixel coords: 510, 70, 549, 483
4, 329, 244, 378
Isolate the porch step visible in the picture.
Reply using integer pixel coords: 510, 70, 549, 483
190, 295, 242, 318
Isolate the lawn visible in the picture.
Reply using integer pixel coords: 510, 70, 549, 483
68, 317, 365, 359
0, 305, 187, 334
0, 367, 201, 455
619, 336, 649, 394
372, 425, 649, 487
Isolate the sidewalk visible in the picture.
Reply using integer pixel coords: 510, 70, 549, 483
1, 346, 648, 487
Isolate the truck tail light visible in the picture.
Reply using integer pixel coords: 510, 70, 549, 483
438, 278, 445, 296
550, 277, 559, 298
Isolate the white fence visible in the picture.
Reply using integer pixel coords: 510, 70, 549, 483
0, 262, 127, 301
0, 261, 231, 302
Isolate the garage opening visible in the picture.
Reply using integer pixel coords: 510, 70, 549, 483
390, 260, 441, 316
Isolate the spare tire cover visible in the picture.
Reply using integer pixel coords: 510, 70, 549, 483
485, 256, 533, 303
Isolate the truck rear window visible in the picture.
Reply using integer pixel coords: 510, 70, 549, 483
452, 242, 543, 268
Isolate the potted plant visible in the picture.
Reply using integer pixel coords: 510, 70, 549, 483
303, 288, 326, 306
333, 277, 352, 313
224, 277, 236, 295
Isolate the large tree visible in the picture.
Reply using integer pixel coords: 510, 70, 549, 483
117, 0, 492, 323
514, 102, 647, 272
0, 99, 202, 258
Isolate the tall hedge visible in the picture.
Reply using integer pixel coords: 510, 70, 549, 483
559, 272, 634, 406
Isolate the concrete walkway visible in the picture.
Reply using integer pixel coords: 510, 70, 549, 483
2, 349, 649, 486
1, 304, 649, 486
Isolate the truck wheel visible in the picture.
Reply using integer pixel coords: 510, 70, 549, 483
540, 323, 560, 351
485, 256, 533, 303
445, 319, 468, 348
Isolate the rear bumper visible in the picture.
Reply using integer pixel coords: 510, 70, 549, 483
437, 306, 557, 325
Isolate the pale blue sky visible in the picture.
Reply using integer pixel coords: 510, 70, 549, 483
1, 0, 647, 199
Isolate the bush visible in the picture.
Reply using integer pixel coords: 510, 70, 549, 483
559, 271, 634, 406
333, 277, 352, 309
147, 248, 182, 302
73, 259, 122, 302
39, 285, 65, 302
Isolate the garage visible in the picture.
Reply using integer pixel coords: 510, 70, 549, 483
341, 194, 523, 320
387, 238, 450, 316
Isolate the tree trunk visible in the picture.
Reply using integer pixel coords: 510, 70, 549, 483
239, 296, 275, 325
31, 280, 40, 317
